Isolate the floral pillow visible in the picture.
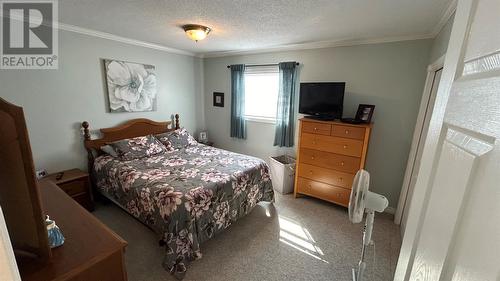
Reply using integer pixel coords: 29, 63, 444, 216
109, 135, 167, 160
156, 128, 198, 150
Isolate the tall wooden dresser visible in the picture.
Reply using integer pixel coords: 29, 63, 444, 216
294, 118, 372, 207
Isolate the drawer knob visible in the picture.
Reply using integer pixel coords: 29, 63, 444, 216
312, 141, 317, 145
311, 156, 315, 160
339, 177, 343, 182
345, 130, 349, 134
343, 145, 348, 149
309, 170, 313, 175
314, 127, 318, 131
340, 161, 345, 166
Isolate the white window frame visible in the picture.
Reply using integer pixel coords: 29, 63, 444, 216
244, 65, 279, 124
245, 115, 277, 124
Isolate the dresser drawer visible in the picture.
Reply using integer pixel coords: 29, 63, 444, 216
331, 125, 366, 140
302, 121, 331, 135
59, 179, 87, 196
301, 133, 364, 157
299, 148, 360, 173
296, 177, 351, 207
298, 163, 354, 189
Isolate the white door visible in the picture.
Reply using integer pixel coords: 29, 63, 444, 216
394, 0, 500, 280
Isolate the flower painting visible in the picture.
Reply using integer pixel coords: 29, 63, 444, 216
104, 59, 157, 112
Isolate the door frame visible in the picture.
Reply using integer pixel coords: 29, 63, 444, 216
394, 55, 445, 228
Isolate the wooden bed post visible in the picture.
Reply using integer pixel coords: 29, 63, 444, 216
81, 121, 98, 200
175, 114, 180, 129
81, 121, 94, 174
82, 121, 90, 141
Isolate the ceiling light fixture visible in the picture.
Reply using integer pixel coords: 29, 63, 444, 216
182, 24, 211, 42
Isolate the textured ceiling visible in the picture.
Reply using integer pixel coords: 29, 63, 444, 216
59, 0, 454, 56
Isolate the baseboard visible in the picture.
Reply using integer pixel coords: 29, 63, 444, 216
385, 207, 396, 215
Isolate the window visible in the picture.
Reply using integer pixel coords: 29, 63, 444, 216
244, 65, 279, 122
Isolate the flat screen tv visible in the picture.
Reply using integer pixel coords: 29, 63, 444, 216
299, 82, 345, 120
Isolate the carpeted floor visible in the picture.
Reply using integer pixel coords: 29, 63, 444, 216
93, 193, 401, 281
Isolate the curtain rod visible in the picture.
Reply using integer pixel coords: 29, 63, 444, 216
226, 62, 299, 68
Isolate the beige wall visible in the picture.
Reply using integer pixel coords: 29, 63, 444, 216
203, 40, 433, 208
0, 30, 204, 173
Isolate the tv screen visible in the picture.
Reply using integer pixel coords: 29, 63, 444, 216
299, 82, 345, 118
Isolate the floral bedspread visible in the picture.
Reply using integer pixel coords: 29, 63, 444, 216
93, 144, 274, 279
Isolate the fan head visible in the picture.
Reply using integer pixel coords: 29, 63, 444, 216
349, 169, 389, 223
349, 169, 370, 223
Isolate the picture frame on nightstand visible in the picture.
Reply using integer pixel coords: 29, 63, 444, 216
199, 131, 208, 143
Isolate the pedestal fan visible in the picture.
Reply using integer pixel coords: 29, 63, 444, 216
349, 169, 389, 281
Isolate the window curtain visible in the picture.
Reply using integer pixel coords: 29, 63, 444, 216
230, 64, 246, 139
274, 62, 298, 147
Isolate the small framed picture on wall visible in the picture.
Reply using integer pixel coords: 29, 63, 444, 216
213, 92, 224, 107
355, 104, 375, 123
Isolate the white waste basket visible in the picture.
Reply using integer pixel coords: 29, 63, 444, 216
269, 155, 296, 194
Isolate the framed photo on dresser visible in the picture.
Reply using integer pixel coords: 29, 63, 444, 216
355, 104, 375, 123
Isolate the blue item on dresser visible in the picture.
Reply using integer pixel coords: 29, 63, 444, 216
45, 216, 64, 248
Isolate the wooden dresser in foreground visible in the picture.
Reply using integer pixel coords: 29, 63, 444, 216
294, 118, 372, 207
18, 180, 128, 281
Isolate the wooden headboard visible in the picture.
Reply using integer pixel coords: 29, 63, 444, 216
81, 114, 180, 173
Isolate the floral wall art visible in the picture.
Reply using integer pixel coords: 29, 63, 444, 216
104, 59, 157, 112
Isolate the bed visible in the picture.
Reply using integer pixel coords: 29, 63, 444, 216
81, 116, 274, 279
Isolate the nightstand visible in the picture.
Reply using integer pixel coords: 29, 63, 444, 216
44, 169, 94, 211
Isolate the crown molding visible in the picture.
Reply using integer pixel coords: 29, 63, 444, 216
201, 33, 434, 58
3, 1, 457, 59
56, 23, 433, 59
58, 23, 198, 57
430, 0, 458, 37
